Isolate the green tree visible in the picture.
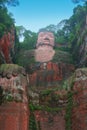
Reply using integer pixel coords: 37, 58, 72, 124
0, 6, 14, 37
72, 0, 87, 3
0, 0, 19, 37
16, 27, 37, 50
0, 0, 19, 7
22, 30, 37, 50
16, 25, 25, 41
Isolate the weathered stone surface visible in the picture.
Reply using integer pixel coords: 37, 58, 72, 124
34, 110, 66, 130
0, 64, 28, 102
35, 47, 55, 62
35, 32, 55, 62
72, 68, 87, 130
36, 32, 55, 48
29, 62, 75, 88
28, 31, 75, 130
0, 28, 15, 64
29, 68, 69, 130
39, 90, 68, 107
0, 102, 29, 130
0, 64, 29, 130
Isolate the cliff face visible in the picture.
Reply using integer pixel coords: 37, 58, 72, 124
0, 30, 87, 130
0, 28, 15, 64
0, 64, 29, 130
28, 60, 74, 130
72, 68, 87, 130
29, 62, 74, 88
29, 67, 87, 130
28, 32, 75, 130
28, 30, 87, 130
1, 64, 87, 130
34, 110, 66, 130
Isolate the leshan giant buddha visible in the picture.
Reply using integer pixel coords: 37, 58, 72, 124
35, 31, 55, 63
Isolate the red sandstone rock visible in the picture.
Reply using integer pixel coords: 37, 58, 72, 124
72, 68, 87, 130
34, 110, 65, 130
35, 47, 55, 62
29, 62, 75, 87
0, 102, 29, 130
0, 28, 15, 63
0, 64, 29, 130
35, 32, 55, 62
36, 32, 54, 48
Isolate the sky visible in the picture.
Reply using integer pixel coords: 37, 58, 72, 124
8, 0, 79, 32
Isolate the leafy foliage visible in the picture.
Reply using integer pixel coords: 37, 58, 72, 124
16, 26, 38, 50
65, 92, 73, 130
72, 0, 87, 3
0, 0, 19, 38
0, 0, 19, 7
0, 6, 15, 37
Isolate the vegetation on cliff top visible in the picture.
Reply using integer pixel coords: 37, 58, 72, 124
0, 0, 19, 37
1, 0, 87, 68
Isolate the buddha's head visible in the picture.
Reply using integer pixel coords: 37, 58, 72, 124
36, 32, 55, 48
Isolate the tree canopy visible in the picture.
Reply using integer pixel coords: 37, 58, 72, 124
0, 0, 19, 37
72, 0, 87, 3
0, 0, 19, 7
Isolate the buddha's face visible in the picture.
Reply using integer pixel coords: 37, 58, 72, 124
37, 32, 54, 47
